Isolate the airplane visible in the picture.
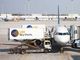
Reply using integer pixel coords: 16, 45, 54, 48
51, 5, 70, 52
0, 13, 14, 21
54, 5, 70, 44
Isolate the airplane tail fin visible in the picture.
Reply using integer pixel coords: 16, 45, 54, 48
58, 5, 60, 25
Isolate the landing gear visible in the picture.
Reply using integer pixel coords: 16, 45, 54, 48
71, 43, 76, 48
52, 43, 61, 53
60, 47, 64, 53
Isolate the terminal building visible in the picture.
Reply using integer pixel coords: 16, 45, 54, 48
0, 13, 80, 21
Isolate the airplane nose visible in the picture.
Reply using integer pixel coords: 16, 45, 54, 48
60, 37, 69, 43
59, 36, 70, 44
55, 35, 70, 44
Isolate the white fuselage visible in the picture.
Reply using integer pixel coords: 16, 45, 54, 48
54, 26, 70, 45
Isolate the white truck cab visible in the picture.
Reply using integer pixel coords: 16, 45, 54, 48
44, 40, 51, 50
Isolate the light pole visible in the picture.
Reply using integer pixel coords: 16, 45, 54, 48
27, 0, 30, 14
70, 0, 74, 13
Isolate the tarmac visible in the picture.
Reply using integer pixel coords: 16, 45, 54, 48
0, 47, 80, 60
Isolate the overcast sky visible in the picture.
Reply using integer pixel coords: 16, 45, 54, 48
0, 0, 80, 14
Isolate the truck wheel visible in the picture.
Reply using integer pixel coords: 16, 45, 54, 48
9, 49, 14, 54
18, 49, 23, 54
21, 49, 26, 54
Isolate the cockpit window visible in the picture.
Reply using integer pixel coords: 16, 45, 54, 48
58, 33, 62, 35
55, 32, 69, 35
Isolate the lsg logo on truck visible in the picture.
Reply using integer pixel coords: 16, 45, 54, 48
11, 29, 19, 37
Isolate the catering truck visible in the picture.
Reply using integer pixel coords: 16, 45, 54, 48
8, 24, 52, 54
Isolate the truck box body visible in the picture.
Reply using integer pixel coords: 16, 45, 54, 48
9, 28, 44, 41
8, 24, 52, 53
22, 24, 45, 32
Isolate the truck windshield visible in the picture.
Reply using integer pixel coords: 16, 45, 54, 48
45, 42, 50, 45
